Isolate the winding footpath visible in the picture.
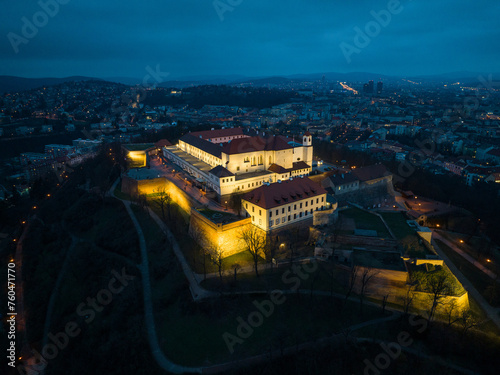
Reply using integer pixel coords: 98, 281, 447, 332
111, 178, 486, 374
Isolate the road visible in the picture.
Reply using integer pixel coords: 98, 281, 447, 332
431, 237, 500, 330
433, 230, 498, 280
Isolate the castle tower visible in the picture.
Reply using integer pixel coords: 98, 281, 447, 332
302, 131, 313, 166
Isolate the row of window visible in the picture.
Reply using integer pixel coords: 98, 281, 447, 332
247, 196, 325, 217
268, 207, 321, 227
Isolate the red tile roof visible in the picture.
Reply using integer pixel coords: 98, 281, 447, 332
222, 135, 293, 154
268, 163, 289, 174
191, 127, 245, 140
242, 177, 327, 209
155, 139, 172, 148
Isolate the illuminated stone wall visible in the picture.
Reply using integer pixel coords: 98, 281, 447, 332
352, 265, 470, 314
189, 208, 254, 258
121, 176, 194, 214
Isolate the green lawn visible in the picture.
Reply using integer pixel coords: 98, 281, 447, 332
435, 239, 500, 307
201, 261, 347, 296
341, 207, 391, 237
381, 212, 415, 240
156, 292, 388, 366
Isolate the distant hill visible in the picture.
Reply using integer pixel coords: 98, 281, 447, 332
0, 76, 102, 93
409, 71, 500, 84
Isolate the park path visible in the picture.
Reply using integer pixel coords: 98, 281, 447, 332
112, 178, 489, 374
433, 230, 498, 280
121, 199, 203, 374
431, 238, 500, 330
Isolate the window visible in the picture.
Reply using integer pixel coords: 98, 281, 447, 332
299, 212, 302, 218
237, 166, 240, 171
311, 200, 313, 205
259, 219, 262, 225
300, 203, 303, 208
294, 214, 297, 219
270, 220, 273, 227
288, 215, 291, 221
305, 211, 308, 216
288, 206, 291, 212
282, 217, 286, 223
252, 216, 255, 221
316, 198, 319, 204
294, 204, 297, 210
259, 210, 262, 216
246, 203, 248, 209
270, 211, 273, 218
282, 208, 285, 214
276, 209, 278, 215
276, 218, 280, 224
305, 201, 308, 207
252, 206, 255, 212
311, 209, 313, 214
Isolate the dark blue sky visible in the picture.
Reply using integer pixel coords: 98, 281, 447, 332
2, 0, 499, 78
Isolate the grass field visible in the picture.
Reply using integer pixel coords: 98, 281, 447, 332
380, 212, 415, 239
341, 207, 391, 237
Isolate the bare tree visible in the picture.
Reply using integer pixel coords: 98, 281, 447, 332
359, 267, 380, 314
459, 309, 478, 336
444, 300, 460, 327
401, 283, 416, 316
426, 272, 451, 322
208, 242, 225, 285
344, 265, 359, 307
239, 226, 266, 277
154, 187, 171, 221
231, 263, 242, 283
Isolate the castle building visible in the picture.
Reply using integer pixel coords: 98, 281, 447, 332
163, 128, 313, 200
241, 177, 328, 232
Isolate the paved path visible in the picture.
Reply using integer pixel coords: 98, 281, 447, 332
431, 238, 500, 330
433, 230, 498, 280
122, 200, 203, 374
144, 204, 217, 301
